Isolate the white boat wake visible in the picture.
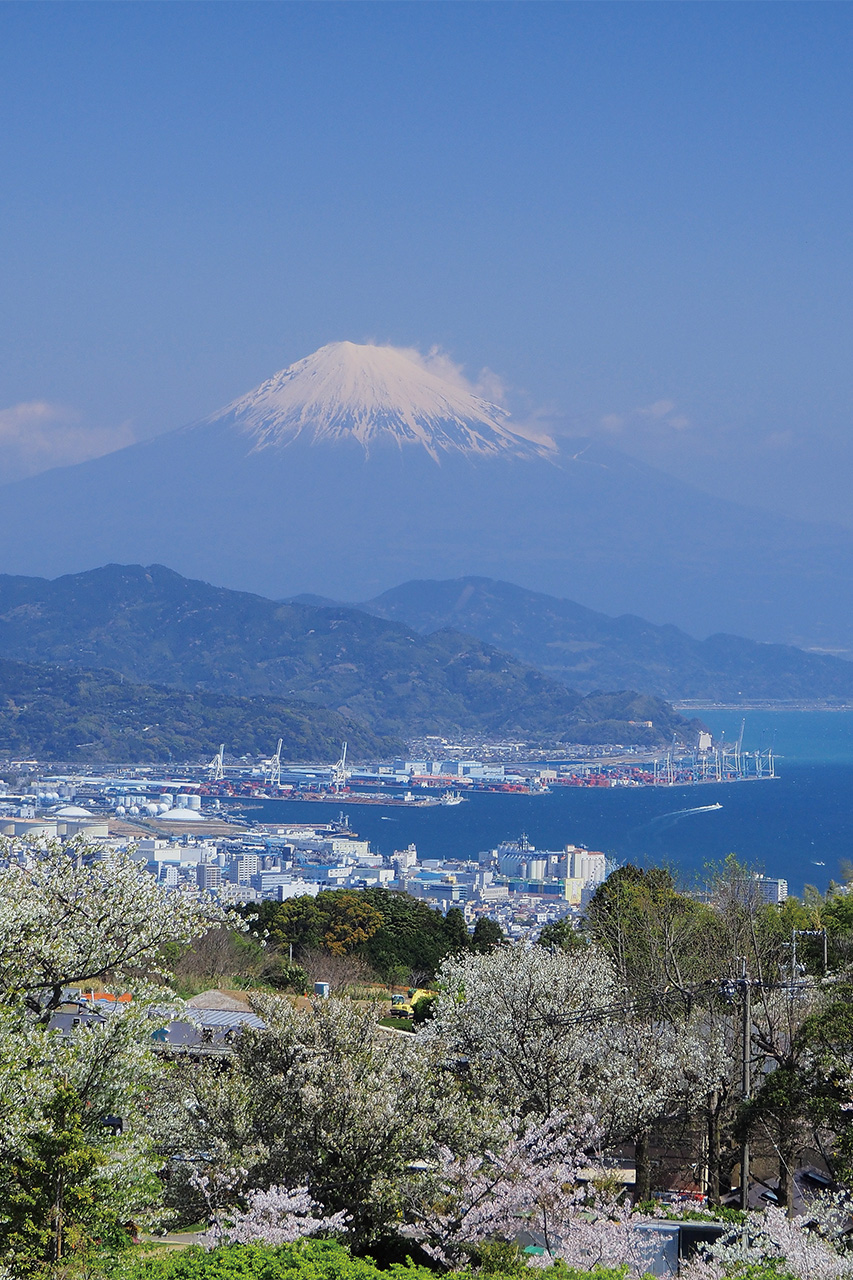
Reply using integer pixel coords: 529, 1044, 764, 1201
637, 801, 723, 836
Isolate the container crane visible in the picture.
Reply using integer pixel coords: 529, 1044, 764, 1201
268, 739, 283, 788
208, 744, 225, 782
331, 742, 349, 793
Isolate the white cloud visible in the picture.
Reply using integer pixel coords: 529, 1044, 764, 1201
638, 399, 677, 419
600, 413, 625, 432
356, 341, 555, 449
402, 345, 510, 407
0, 401, 135, 483
600, 399, 691, 434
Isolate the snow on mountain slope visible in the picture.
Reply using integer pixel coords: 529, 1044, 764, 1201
190, 340, 555, 461
2, 340, 853, 651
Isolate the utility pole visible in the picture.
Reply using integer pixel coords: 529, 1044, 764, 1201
721, 962, 753, 1210
740, 969, 751, 1211
785, 928, 828, 983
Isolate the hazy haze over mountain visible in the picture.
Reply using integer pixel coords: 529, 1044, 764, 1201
362, 577, 853, 703
0, 341, 851, 654
0, 562, 696, 747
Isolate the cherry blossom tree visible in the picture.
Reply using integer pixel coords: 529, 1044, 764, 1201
407, 1110, 594, 1263
424, 941, 731, 1203
406, 1107, 662, 1278
0, 836, 227, 1271
423, 942, 618, 1121
0, 837, 227, 1016
162, 993, 483, 1248
195, 1178, 349, 1248
681, 1202, 853, 1280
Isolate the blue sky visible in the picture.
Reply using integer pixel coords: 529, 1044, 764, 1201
2, 2, 852, 525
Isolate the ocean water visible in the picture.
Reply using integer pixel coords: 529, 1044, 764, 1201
698, 709, 853, 765
238, 713, 853, 898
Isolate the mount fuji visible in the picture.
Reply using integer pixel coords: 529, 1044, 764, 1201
1, 340, 852, 651
192, 340, 552, 461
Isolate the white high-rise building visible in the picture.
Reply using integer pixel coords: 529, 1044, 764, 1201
567, 848, 607, 885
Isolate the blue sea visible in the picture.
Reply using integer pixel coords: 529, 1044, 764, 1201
237, 713, 853, 898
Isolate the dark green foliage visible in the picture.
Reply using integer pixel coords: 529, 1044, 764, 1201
465, 1241, 530, 1276
0, 563, 698, 745
0, 656, 398, 763
444, 908, 470, 952
411, 994, 437, 1024
266, 961, 310, 994
471, 917, 505, 952
101, 1237, 644, 1279
788, 990, 853, 1184
536, 917, 585, 953
0, 1083, 119, 1274
584, 864, 717, 999
243, 888, 473, 981
358, 890, 472, 980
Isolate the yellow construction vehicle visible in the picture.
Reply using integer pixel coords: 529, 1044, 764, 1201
389, 987, 435, 1018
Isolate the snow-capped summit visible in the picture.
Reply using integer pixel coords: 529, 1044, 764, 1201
193, 341, 554, 461
0, 338, 847, 653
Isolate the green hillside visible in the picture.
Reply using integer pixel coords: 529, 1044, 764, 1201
0, 565, 698, 746
362, 576, 853, 703
0, 658, 400, 763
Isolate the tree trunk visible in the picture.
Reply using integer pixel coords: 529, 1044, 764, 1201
53, 1170, 64, 1263
706, 1094, 721, 1204
634, 1128, 652, 1203
779, 1144, 795, 1219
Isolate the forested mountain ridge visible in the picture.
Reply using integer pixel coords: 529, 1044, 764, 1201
362, 576, 853, 703
0, 564, 698, 746
0, 656, 399, 763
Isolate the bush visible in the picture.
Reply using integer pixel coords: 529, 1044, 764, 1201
411, 995, 437, 1024
104, 1239, 436, 1279
101, 1239, 644, 1280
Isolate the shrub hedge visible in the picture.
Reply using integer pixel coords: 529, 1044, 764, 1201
101, 1239, 640, 1280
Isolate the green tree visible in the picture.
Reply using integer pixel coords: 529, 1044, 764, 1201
537, 917, 584, 952
820, 890, 853, 970
245, 890, 481, 983
443, 907, 470, 953
0, 838, 222, 1265
0, 1082, 113, 1274
318, 892, 385, 957
359, 889, 469, 980
472, 917, 505, 952
159, 995, 477, 1250
787, 989, 853, 1190
585, 864, 717, 1005
411, 993, 437, 1024
244, 892, 384, 959
0, 837, 226, 1017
